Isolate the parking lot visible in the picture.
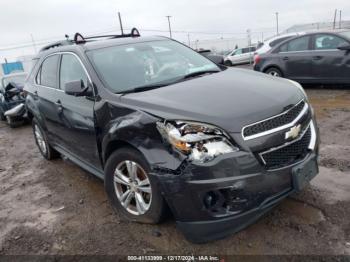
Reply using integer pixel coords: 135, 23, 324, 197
0, 85, 349, 256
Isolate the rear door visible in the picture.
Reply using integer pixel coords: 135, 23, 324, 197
311, 33, 350, 82
35, 54, 62, 144
277, 36, 312, 81
57, 53, 101, 169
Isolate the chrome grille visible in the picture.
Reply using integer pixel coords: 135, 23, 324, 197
242, 100, 307, 140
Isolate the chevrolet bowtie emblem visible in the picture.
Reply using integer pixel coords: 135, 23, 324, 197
285, 124, 301, 140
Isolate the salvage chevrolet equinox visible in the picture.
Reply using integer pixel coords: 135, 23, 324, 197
25, 29, 319, 243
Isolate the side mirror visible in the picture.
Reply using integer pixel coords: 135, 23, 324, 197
337, 43, 350, 51
64, 80, 92, 96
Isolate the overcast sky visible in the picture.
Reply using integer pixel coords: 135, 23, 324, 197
0, 0, 349, 60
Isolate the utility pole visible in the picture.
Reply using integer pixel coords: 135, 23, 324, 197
275, 12, 279, 35
333, 9, 337, 30
166, 15, 172, 38
187, 33, 190, 47
30, 34, 37, 53
118, 12, 124, 34
339, 10, 342, 29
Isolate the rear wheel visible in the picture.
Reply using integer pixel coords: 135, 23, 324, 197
32, 118, 60, 160
265, 67, 283, 77
104, 147, 166, 224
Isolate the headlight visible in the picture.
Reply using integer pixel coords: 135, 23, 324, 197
157, 120, 239, 163
287, 79, 308, 100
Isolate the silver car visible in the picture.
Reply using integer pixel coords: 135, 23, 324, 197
224, 46, 256, 66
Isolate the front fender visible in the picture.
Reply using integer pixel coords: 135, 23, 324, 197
97, 102, 186, 171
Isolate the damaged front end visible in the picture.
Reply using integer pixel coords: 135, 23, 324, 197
151, 119, 312, 243
156, 120, 239, 163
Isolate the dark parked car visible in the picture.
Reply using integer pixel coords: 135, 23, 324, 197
197, 49, 224, 65
254, 31, 350, 84
25, 30, 319, 243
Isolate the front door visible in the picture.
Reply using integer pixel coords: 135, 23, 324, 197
56, 53, 101, 169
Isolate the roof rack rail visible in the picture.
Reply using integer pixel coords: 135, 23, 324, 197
39, 28, 141, 52
74, 27, 141, 44
39, 40, 74, 52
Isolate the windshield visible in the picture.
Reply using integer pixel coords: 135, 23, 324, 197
339, 31, 350, 40
2, 74, 26, 88
87, 40, 220, 93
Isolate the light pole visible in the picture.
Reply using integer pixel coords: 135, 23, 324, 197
275, 12, 279, 35
166, 16, 172, 38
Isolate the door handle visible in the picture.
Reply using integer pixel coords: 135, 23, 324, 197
313, 56, 323, 60
55, 100, 63, 113
283, 56, 289, 61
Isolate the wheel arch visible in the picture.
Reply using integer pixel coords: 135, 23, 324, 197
103, 139, 141, 167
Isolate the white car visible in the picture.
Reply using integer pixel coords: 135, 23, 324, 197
255, 32, 305, 55
224, 46, 256, 66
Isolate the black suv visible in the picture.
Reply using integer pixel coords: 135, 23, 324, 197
25, 30, 319, 243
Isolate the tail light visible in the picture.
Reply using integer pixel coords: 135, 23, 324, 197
254, 54, 261, 65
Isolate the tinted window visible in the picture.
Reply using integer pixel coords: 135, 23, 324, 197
314, 34, 348, 50
60, 54, 88, 90
40, 55, 59, 88
270, 36, 292, 47
280, 36, 310, 52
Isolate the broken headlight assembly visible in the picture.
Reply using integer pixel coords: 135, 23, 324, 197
157, 120, 239, 163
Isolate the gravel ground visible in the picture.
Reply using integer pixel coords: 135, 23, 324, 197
0, 87, 349, 256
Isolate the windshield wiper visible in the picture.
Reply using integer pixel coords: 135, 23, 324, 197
183, 70, 221, 79
118, 83, 169, 95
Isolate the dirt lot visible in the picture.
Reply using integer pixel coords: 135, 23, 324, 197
0, 88, 349, 256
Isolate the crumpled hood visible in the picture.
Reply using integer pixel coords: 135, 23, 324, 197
120, 68, 304, 133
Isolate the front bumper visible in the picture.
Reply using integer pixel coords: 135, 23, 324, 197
152, 150, 318, 243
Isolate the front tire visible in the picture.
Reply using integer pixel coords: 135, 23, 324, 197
32, 118, 60, 160
104, 147, 166, 224
265, 67, 283, 77
224, 60, 233, 66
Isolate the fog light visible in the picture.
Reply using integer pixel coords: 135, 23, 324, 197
204, 191, 218, 208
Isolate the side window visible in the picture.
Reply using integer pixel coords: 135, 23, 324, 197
279, 36, 310, 52
60, 54, 88, 90
40, 55, 59, 88
314, 34, 348, 50
235, 49, 243, 55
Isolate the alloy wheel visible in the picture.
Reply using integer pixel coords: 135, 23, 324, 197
34, 125, 47, 155
113, 160, 152, 215
268, 71, 280, 77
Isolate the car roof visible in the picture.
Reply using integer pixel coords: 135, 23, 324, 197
37, 35, 169, 58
